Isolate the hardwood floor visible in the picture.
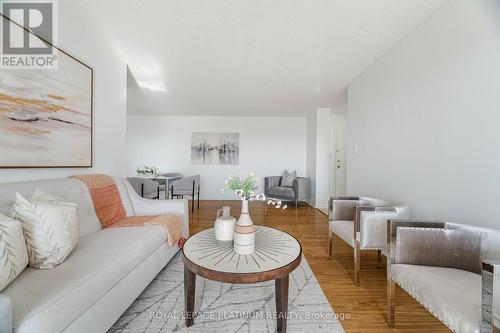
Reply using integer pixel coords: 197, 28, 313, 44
188, 200, 450, 333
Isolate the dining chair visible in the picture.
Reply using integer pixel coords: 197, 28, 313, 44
160, 172, 184, 181
170, 175, 200, 212
158, 173, 184, 198
127, 177, 160, 200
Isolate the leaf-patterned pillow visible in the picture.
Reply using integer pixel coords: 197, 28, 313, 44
32, 189, 79, 249
0, 213, 29, 291
11, 192, 78, 269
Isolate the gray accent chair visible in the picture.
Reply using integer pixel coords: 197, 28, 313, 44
126, 177, 160, 200
329, 196, 409, 286
387, 220, 500, 332
170, 175, 200, 212
264, 176, 311, 208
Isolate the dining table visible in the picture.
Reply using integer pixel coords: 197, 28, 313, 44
135, 174, 183, 199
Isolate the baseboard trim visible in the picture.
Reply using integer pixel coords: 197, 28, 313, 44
317, 208, 329, 217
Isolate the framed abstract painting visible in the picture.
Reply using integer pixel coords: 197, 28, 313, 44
191, 132, 239, 165
0, 15, 93, 168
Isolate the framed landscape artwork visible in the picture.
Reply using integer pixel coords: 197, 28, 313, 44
191, 132, 239, 165
0, 15, 93, 168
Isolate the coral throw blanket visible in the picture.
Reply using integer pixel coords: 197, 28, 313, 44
106, 215, 183, 247
72, 174, 183, 246
72, 174, 126, 227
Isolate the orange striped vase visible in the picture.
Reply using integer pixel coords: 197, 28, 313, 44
233, 200, 256, 255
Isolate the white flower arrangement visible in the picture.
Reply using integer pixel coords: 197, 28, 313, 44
136, 165, 158, 176
222, 173, 287, 209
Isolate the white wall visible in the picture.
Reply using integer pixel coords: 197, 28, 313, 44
0, 1, 128, 183
306, 108, 343, 208
127, 116, 307, 200
306, 111, 317, 206
347, 0, 500, 228
315, 109, 331, 209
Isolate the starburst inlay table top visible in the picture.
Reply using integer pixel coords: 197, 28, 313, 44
182, 226, 302, 333
182, 226, 301, 274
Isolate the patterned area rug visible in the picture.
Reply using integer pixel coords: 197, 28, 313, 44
109, 253, 345, 333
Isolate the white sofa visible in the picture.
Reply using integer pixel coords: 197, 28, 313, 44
387, 221, 500, 333
329, 196, 409, 286
0, 177, 189, 333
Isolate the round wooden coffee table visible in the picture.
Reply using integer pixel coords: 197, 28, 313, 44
182, 226, 302, 333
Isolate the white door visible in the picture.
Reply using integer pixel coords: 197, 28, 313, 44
334, 129, 347, 196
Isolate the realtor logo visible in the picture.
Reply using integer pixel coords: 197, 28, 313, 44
1, 0, 58, 68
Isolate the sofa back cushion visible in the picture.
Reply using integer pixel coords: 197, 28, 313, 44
0, 179, 101, 238
113, 178, 135, 217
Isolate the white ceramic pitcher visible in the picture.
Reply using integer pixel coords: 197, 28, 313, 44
214, 206, 236, 243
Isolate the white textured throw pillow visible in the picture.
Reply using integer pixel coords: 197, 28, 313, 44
11, 191, 79, 269
281, 170, 297, 187
0, 213, 29, 291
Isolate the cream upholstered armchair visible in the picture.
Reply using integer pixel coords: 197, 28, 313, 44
387, 221, 500, 333
329, 196, 409, 286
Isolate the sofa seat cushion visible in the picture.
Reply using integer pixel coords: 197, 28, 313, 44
392, 264, 481, 333
3, 226, 166, 333
267, 186, 295, 198
330, 220, 354, 247
106, 215, 183, 246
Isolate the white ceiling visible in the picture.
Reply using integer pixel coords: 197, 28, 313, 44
74, 0, 446, 117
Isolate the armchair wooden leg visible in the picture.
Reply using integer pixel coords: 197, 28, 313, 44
354, 240, 361, 286
328, 232, 333, 256
387, 279, 396, 327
